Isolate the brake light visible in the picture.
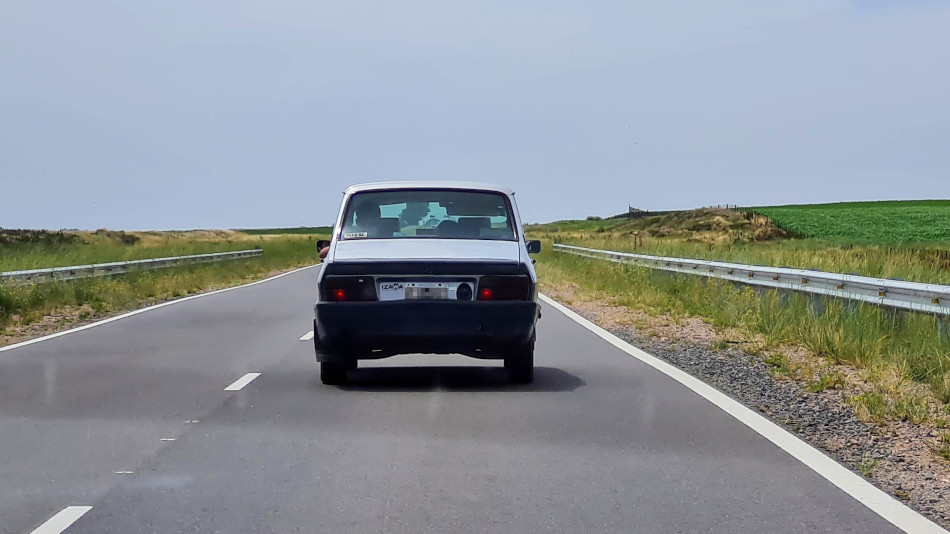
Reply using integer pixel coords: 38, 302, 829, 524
324, 276, 377, 301
477, 276, 531, 301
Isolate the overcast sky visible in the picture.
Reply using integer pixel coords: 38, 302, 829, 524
2, 1, 948, 230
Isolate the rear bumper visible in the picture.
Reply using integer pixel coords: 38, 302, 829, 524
314, 300, 539, 360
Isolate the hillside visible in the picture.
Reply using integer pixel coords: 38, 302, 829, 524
527, 207, 791, 244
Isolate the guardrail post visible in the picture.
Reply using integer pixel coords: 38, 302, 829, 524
808, 293, 824, 316
778, 289, 792, 307
938, 317, 950, 342
881, 308, 905, 332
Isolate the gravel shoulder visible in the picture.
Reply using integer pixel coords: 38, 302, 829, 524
549, 290, 950, 529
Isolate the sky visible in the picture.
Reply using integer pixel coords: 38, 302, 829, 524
1, 0, 948, 230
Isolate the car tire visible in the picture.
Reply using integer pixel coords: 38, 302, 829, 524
320, 361, 348, 385
504, 339, 534, 384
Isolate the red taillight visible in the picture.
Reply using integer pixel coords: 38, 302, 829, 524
323, 276, 377, 301
476, 276, 531, 301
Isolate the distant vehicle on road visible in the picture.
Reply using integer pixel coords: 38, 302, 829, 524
313, 182, 542, 385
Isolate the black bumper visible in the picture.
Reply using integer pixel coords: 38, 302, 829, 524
314, 300, 539, 360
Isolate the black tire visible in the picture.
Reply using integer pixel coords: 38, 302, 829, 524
504, 339, 534, 384
320, 361, 348, 385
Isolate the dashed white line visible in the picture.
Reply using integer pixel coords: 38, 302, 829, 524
299, 330, 314, 341
30, 506, 92, 534
539, 293, 947, 534
159, 438, 176, 442
114, 471, 134, 475
224, 372, 262, 391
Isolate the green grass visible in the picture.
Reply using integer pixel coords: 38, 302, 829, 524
940, 434, 950, 462
0, 230, 326, 334
528, 200, 950, 285
542, 235, 950, 285
0, 230, 275, 272
750, 200, 950, 243
534, 244, 950, 420
240, 226, 333, 235
858, 456, 879, 477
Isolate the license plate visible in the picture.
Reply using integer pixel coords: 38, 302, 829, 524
405, 285, 449, 300
377, 280, 472, 301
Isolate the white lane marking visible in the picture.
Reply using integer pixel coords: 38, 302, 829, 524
185, 419, 200, 424
30, 506, 92, 534
224, 372, 262, 391
0, 265, 317, 354
299, 330, 314, 341
159, 438, 176, 442
114, 471, 134, 474
538, 294, 947, 534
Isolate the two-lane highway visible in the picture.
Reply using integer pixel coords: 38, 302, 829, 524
0, 267, 935, 533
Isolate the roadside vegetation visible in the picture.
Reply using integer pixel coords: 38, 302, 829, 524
528, 205, 950, 284
533, 246, 950, 424
0, 228, 325, 342
529, 200, 950, 431
240, 226, 333, 236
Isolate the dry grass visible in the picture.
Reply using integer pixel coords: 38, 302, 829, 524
0, 229, 326, 339
534, 242, 950, 426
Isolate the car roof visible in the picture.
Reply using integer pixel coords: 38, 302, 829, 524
344, 181, 514, 196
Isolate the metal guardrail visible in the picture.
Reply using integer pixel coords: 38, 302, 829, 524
553, 244, 950, 317
0, 249, 263, 285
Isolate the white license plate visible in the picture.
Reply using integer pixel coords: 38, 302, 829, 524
406, 286, 448, 300
377, 281, 471, 301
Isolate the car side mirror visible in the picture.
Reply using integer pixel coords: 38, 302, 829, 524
525, 240, 541, 254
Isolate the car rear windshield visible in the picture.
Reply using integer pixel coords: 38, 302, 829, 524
339, 189, 516, 241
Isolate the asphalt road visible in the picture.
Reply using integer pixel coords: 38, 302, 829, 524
0, 266, 915, 533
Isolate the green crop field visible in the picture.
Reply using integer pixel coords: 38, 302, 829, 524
750, 200, 950, 243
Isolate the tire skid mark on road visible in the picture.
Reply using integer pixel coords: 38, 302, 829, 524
29, 506, 92, 534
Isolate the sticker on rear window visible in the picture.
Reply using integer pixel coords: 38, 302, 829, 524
343, 232, 368, 239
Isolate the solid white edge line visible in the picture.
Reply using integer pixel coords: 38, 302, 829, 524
0, 265, 317, 354
224, 372, 262, 391
299, 330, 314, 341
538, 293, 947, 534
30, 505, 92, 534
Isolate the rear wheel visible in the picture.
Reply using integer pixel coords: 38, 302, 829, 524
504, 338, 534, 384
320, 361, 348, 385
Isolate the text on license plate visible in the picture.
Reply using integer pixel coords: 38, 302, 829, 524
405, 286, 448, 299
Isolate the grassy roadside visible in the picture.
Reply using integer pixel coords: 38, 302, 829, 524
0, 229, 271, 271
534, 243, 950, 427
544, 235, 950, 286
0, 230, 325, 343
528, 205, 950, 285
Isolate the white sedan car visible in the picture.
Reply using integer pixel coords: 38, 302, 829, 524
313, 182, 541, 385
